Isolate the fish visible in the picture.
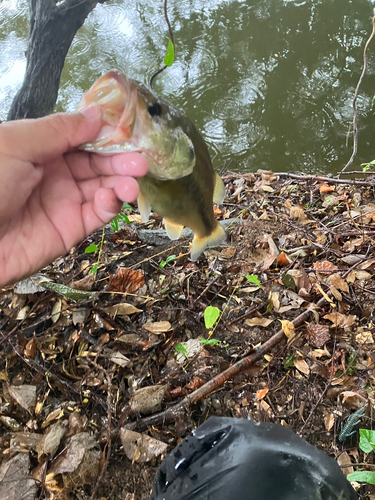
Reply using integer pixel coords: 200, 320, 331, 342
77, 70, 226, 260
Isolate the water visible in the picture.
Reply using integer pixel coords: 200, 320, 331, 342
1, 0, 375, 174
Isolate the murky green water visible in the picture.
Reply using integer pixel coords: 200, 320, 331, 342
1, 0, 375, 174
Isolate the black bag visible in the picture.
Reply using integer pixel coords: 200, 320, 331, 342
150, 417, 357, 500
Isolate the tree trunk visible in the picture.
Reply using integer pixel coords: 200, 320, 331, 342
7, 0, 103, 120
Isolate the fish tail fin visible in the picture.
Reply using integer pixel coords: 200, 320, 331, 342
190, 221, 227, 261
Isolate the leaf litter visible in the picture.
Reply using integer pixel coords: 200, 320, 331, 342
0, 170, 375, 498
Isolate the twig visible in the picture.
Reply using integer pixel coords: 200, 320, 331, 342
272, 172, 374, 187
340, 16, 375, 175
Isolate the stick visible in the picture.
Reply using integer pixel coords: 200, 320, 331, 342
340, 16, 375, 175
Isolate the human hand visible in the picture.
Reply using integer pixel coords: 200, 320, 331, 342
0, 106, 148, 287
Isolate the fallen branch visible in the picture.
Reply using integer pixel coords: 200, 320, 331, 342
131, 297, 327, 432
272, 172, 375, 187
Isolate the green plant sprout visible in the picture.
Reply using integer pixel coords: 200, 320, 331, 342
361, 160, 375, 172
175, 342, 189, 357
110, 202, 134, 231
159, 254, 177, 269
200, 338, 227, 347
164, 39, 175, 67
347, 428, 375, 485
204, 306, 220, 329
245, 274, 260, 287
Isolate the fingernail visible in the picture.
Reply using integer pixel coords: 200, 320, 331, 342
81, 104, 102, 121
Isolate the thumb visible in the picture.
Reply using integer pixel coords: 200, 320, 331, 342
0, 105, 102, 163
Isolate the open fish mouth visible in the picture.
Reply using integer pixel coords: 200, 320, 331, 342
77, 71, 196, 181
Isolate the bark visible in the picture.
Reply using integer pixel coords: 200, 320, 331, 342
7, 0, 104, 120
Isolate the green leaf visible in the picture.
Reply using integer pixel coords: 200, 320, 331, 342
39, 281, 98, 303
118, 213, 131, 224
245, 275, 260, 287
85, 244, 98, 254
89, 264, 99, 275
347, 471, 375, 484
110, 217, 119, 231
359, 429, 375, 454
176, 343, 189, 357
159, 255, 176, 269
164, 39, 175, 67
204, 306, 220, 329
122, 202, 134, 211
284, 355, 296, 368
200, 338, 221, 346
281, 273, 296, 290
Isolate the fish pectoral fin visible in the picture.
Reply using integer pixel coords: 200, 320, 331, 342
213, 172, 226, 205
164, 219, 184, 240
190, 221, 227, 261
137, 191, 152, 222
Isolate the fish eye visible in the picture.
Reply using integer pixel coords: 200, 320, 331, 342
148, 102, 162, 117
189, 146, 195, 160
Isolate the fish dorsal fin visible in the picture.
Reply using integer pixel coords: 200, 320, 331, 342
213, 172, 225, 205
137, 191, 152, 222
164, 219, 184, 240
190, 221, 226, 261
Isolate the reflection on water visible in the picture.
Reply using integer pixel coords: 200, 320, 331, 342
1, 0, 375, 174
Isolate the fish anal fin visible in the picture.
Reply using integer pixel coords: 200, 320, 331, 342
190, 221, 226, 261
164, 219, 184, 240
137, 191, 152, 222
213, 172, 226, 205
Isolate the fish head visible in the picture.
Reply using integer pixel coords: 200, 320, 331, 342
77, 71, 196, 180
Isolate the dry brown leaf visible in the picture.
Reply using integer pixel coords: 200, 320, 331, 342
329, 273, 349, 292
355, 270, 372, 281
304, 323, 331, 348
103, 303, 142, 317
110, 352, 132, 367
8, 385, 36, 414
355, 331, 374, 344
245, 317, 273, 328
270, 292, 280, 312
279, 320, 295, 338
337, 451, 354, 476
108, 268, 145, 293
329, 285, 342, 302
69, 274, 95, 291
213, 206, 223, 217
289, 206, 307, 220
324, 413, 335, 431
313, 260, 338, 272
346, 269, 356, 283
324, 312, 356, 329
341, 391, 367, 410
255, 388, 269, 400
130, 385, 167, 414
294, 359, 310, 376
319, 183, 335, 193
120, 428, 168, 463
38, 420, 68, 459
277, 252, 291, 267
142, 321, 171, 334
47, 432, 96, 477
0, 453, 37, 500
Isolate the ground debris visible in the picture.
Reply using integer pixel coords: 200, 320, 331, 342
1, 170, 375, 499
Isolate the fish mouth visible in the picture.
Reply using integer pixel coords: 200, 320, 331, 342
77, 70, 196, 181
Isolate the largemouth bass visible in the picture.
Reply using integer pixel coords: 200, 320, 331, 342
77, 71, 226, 260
